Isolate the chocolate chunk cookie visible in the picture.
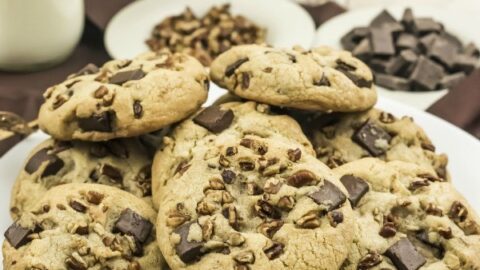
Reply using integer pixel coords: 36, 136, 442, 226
3, 183, 165, 269
10, 138, 152, 220
39, 51, 209, 141
210, 44, 377, 112
305, 108, 449, 181
333, 158, 480, 270
153, 102, 354, 269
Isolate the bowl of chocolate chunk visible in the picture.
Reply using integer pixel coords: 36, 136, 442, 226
105, 0, 315, 63
314, 5, 480, 109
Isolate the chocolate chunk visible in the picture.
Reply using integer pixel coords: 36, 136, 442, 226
239, 160, 255, 171
263, 242, 284, 260
327, 210, 344, 227
340, 175, 369, 207
439, 72, 466, 89
287, 170, 316, 187
385, 238, 426, 270
440, 31, 463, 52
419, 33, 438, 53
174, 221, 205, 263
65, 256, 87, 270
133, 100, 143, 119
370, 10, 397, 28
4, 223, 33, 248
101, 164, 123, 182
352, 38, 371, 61
383, 22, 405, 35
74, 63, 99, 77
463, 42, 480, 57
379, 222, 397, 238
25, 148, 64, 177
410, 56, 445, 90
429, 38, 457, 68
401, 8, 414, 30
193, 106, 234, 133
225, 57, 249, 77
370, 27, 395, 56
452, 54, 478, 74
413, 18, 443, 34
341, 27, 370, 50
241, 72, 250, 90
105, 140, 129, 159
385, 56, 407, 75
255, 200, 281, 219
336, 60, 373, 88
308, 180, 347, 211
114, 208, 153, 243
376, 74, 410, 91
78, 111, 115, 132
109, 68, 145, 85
369, 58, 389, 73
314, 73, 331, 87
221, 169, 236, 184
69, 200, 87, 213
396, 33, 418, 50
352, 121, 392, 156
397, 50, 419, 77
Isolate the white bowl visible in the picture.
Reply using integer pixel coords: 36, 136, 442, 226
314, 4, 479, 110
105, 0, 316, 60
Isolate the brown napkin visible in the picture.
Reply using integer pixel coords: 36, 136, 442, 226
427, 69, 480, 139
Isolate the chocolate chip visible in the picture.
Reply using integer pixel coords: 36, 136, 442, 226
287, 170, 317, 187
307, 180, 347, 211
4, 223, 33, 248
375, 74, 410, 91
109, 68, 145, 85
225, 58, 249, 77
239, 160, 255, 171
358, 251, 383, 270
74, 63, 99, 77
101, 164, 123, 182
78, 111, 115, 132
193, 106, 234, 133
352, 121, 392, 157
75, 225, 89, 235
174, 221, 205, 263
340, 175, 369, 207
114, 208, 153, 243
241, 72, 250, 90
336, 60, 373, 88
287, 148, 301, 162
314, 73, 331, 87
221, 170, 236, 184
384, 238, 426, 270
327, 211, 344, 227
255, 200, 281, 219
263, 242, 284, 260
86, 191, 104, 205
341, 27, 370, 50
226, 146, 238, 156
24, 148, 64, 177
69, 200, 87, 213
105, 140, 129, 159
379, 222, 397, 238
133, 100, 143, 119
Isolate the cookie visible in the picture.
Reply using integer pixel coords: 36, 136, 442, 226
210, 44, 377, 112
153, 103, 354, 269
304, 108, 449, 181
152, 101, 315, 207
10, 138, 152, 220
3, 183, 165, 269
38, 50, 209, 141
333, 158, 480, 270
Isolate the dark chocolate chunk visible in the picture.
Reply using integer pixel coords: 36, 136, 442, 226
308, 180, 347, 211
429, 38, 457, 69
352, 38, 371, 61
383, 22, 405, 35
339, 175, 369, 207
221, 169, 236, 184
174, 222, 205, 263
410, 56, 445, 90
463, 42, 480, 57
384, 238, 426, 270
314, 73, 331, 87
101, 164, 123, 182
397, 50, 419, 77
370, 27, 396, 56
25, 148, 64, 177
4, 223, 33, 248
74, 63, 99, 77
65, 256, 87, 270
105, 140, 129, 159
440, 31, 463, 52
449, 201, 468, 223
193, 106, 234, 133
241, 72, 250, 90
385, 56, 407, 75
369, 58, 390, 73
370, 10, 397, 28
114, 208, 153, 243
327, 210, 344, 227
109, 68, 145, 85
419, 33, 438, 53
379, 222, 397, 238
401, 8, 415, 30
452, 54, 478, 74
439, 72, 466, 89
413, 18, 443, 34
375, 73, 410, 91
78, 111, 115, 132
225, 57, 249, 77
69, 200, 87, 213
263, 242, 284, 260
287, 170, 316, 187
396, 33, 418, 50
336, 60, 373, 88
133, 100, 143, 119
352, 121, 392, 156
341, 27, 370, 50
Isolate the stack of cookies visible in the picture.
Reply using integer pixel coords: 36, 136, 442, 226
3, 44, 479, 270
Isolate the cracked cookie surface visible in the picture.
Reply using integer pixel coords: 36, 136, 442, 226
304, 108, 449, 181
3, 183, 165, 269
39, 51, 209, 141
333, 158, 480, 270
210, 44, 377, 112
153, 102, 354, 270
10, 138, 153, 220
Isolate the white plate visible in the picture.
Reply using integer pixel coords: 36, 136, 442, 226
1, 88, 479, 263
105, 0, 315, 60
314, 4, 480, 110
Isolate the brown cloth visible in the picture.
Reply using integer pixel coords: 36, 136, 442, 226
0, 1, 478, 157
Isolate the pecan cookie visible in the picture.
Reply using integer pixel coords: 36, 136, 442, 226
3, 183, 165, 269
333, 158, 480, 270
304, 108, 449, 181
10, 138, 152, 220
210, 44, 377, 112
152, 101, 315, 207
38, 50, 209, 141
153, 103, 354, 269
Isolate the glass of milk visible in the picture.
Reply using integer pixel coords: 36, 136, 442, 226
0, 0, 84, 71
